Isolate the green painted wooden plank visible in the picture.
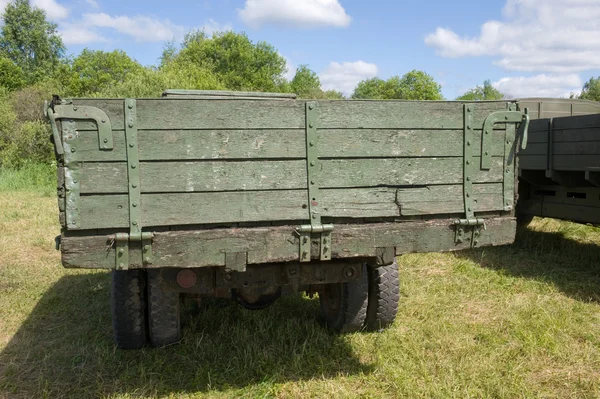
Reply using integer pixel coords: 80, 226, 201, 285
319, 157, 504, 188
521, 143, 547, 155
316, 129, 505, 158
518, 155, 546, 170
137, 99, 306, 130
317, 101, 511, 129
553, 128, 600, 143
71, 99, 306, 130
76, 190, 309, 229
162, 89, 297, 99
60, 216, 516, 269
68, 129, 306, 162
395, 183, 504, 216
553, 155, 600, 171
77, 160, 307, 194
552, 141, 600, 155
553, 114, 600, 130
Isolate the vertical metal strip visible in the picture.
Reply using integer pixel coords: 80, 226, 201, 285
463, 104, 475, 221
63, 119, 80, 229
504, 103, 516, 211
124, 99, 142, 238
545, 118, 554, 177
305, 101, 321, 226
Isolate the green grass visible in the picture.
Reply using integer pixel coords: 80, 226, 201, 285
0, 182, 599, 398
0, 163, 56, 195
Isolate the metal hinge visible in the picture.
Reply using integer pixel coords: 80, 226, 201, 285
114, 232, 154, 270
453, 218, 486, 246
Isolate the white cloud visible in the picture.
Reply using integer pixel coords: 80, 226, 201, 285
425, 0, 600, 73
85, 0, 99, 9
59, 24, 107, 45
492, 74, 583, 98
0, 0, 69, 19
238, 0, 351, 29
319, 60, 378, 94
201, 18, 233, 36
283, 56, 296, 81
32, 0, 68, 19
82, 13, 185, 42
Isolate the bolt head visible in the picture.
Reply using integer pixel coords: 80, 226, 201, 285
103, 138, 108, 143
118, 248, 125, 254
70, 148, 76, 153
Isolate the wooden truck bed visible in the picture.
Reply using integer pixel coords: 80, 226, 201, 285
517, 98, 600, 225
47, 93, 527, 270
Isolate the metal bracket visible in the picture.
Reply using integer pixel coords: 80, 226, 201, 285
52, 104, 113, 150
113, 99, 154, 270
298, 101, 333, 262
457, 104, 486, 247
481, 108, 530, 170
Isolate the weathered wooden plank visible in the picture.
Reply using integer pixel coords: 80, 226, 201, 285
61, 217, 516, 269
77, 160, 307, 194
69, 129, 306, 162
162, 89, 297, 99
317, 101, 511, 129
319, 157, 505, 188
76, 190, 309, 229
316, 129, 504, 158
396, 183, 504, 216
72, 99, 307, 130
319, 184, 504, 218
137, 99, 306, 130
66, 127, 507, 162
321, 188, 399, 217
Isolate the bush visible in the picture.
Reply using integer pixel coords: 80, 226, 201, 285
1, 120, 54, 168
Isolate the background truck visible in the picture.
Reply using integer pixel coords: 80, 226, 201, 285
46, 90, 529, 349
517, 98, 600, 225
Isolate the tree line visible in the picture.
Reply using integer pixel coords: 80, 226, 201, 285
0, 0, 599, 168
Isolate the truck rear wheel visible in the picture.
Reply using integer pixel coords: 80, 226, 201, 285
319, 264, 369, 333
365, 259, 400, 331
111, 270, 147, 349
147, 269, 181, 347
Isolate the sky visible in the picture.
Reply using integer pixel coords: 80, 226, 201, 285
5, 0, 600, 99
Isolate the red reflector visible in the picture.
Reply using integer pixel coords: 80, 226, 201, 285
176, 269, 197, 288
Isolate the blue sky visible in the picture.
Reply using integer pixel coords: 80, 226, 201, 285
8, 0, 600, 99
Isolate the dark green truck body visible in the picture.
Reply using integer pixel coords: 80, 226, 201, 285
46, 91, 528, 347
517, 98, 600, 225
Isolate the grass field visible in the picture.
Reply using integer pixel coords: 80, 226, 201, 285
0, 166, 599, 398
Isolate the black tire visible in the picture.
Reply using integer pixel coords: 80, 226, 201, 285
365, 259, 400, 331
319, 263, 369, 333
111, 269, 147, 349
147, 269, 181, 347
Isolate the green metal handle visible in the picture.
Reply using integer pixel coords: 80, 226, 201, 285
52, 104, 114, 150
481, 109, 530, 170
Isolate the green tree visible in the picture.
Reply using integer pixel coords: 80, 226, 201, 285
173, 31, 287, 92
60, 49, 143, 97
579, 77, 600, 101
456, 80, 504, 100
0, 0, 65, 84
290, 65, 321, 98
0, 56, 26, 91
352, 71, 443, 100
